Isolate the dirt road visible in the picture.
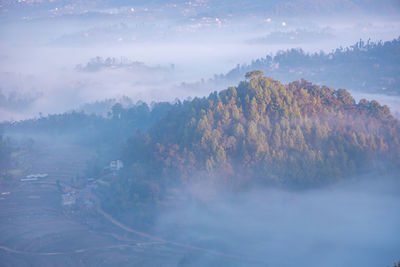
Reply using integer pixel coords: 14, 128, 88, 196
0, 142, 187, 266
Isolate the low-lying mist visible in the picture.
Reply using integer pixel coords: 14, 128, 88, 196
154, 177, 400, 267
1, 12, 399, 122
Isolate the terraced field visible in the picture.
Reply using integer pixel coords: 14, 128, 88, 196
0, 141, 190, 267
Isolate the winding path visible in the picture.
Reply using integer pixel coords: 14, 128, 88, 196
95, 205, 264, 264
0, 244, 138, 256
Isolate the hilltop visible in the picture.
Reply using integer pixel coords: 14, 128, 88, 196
117, 72, 400, 193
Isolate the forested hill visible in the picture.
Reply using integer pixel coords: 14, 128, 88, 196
3, 72, 400, 189
201, 37, 400, 95
123, 71, 400, 189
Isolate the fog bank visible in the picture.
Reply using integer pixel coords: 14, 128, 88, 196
154, 177, 400, 266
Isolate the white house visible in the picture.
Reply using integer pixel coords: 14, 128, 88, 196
62, 193, 76, 206
26, 174, 48, 179
110, 160, 124, 171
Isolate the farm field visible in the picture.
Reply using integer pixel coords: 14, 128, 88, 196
0, 141, 192, 267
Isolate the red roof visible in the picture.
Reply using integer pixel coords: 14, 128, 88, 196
64, 186, 72, 192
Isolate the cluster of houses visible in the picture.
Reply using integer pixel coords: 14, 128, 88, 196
61, 183, 97, 208
62, 192, 76, 206
61, 160, 123, 207
104, 159, 124, 175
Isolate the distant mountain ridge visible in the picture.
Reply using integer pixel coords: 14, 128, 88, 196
190, 37, 400, 96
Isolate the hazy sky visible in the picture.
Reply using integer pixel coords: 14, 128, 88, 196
0, 0, 399, 121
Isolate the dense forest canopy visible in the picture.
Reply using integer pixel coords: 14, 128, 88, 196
0, 133, 11, 178
3, 101, 176, 147
202, 37, 400, 95
122, 72, 399, 191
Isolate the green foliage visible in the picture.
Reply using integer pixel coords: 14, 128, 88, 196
121, 73, 400, 189
223, 37, 400, 95
0, 134, 11, 178
245, 70, 264, 80
6, 73, 400, 206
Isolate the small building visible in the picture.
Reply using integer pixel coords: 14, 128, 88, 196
63, 186, 72, 193
21, 177, 38, 182
26, 174, 48, 179
110, 160, 124, 171
62, 193, 76, 206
